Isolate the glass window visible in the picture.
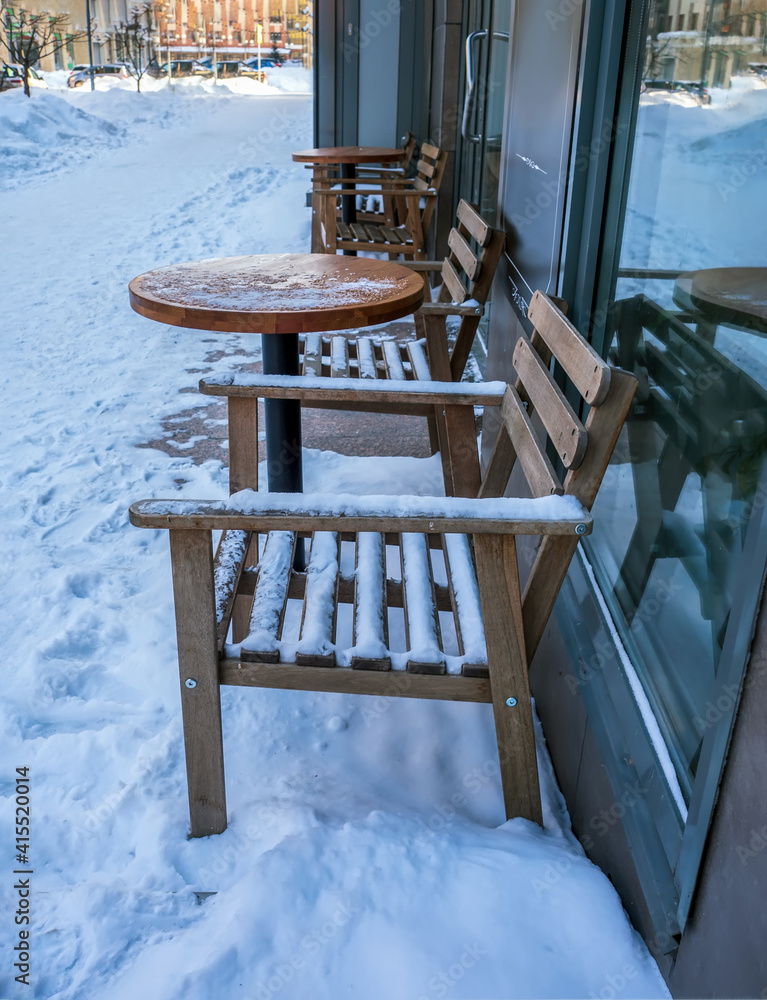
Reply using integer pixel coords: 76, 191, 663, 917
588, 0, 767, 801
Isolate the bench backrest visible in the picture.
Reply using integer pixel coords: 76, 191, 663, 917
438, 200, 506, 380
411, 142, 448, 231
476, 290, 637, 657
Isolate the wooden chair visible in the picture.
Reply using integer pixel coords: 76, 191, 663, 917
129, 292, 637, 837
315, 142, 448, 259
295, 200, 505, 493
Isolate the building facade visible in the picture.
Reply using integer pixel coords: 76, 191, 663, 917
315, 1, 767, 994
1, 0, 311, 70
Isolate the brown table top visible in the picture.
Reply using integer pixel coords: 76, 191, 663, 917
129, 254, 424, 335
292, 146, 403, 165
687, 267, 767, 329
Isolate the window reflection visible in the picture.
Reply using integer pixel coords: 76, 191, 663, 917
589, 0, 767, 799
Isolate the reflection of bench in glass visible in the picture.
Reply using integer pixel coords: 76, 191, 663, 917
613, 294, 767, 650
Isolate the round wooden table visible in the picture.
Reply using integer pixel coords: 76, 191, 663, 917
129, 253, 424, 495
293, 146, 403, 252
674, 267, 767, 337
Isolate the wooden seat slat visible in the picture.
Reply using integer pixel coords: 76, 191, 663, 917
337, 221, 353, 240
239, 531, 295, 663
528, 291, 612, 406
351, 532, 390, 670
350, 222, 368, 241
364, 225, 386, 244
356, 337, 377, 379
401, 532, 446, 674
441, 533, 488, 677
302, 332, 322, 376
331, 336, 350, 377
382, 339, 407, 380
406, 339, 431, 381
213, 529, 251, 651
296, 532, 340, 667
379, 226, 405, 244
513, 335, 588, 470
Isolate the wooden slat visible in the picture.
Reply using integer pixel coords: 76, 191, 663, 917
220, 659, 492, 702
456, 199, 492, 246
522, 368, 638, 661
356, 336, 377, 379
382, 339, 407, 380
442, 533, 488, 676
414, 156, 436, 180
363, 225, 386, 244
500, 386, 564, 497
227, 396, 259, 495
296, 532, 340, 666
199, 375, 507, 407
420, 141, 441, 160
350, 222, 368, 241
352, 532, 390, 670
513, 335, 588, 469
406, 339, 432, 381
130, 497, 592, 537
380, 226, 405, 244
473, 534, 541, 824
337, 221, 353, 240
168, 530, 227, 837
400, 532, 446, 674
239, 531, 295, 663
441, 258, 468, 304
528, 290, 612, 405
330, 336, 350, 377
213, 529, 251, 651
302, 332, 322, 376
447, 228, 481, 281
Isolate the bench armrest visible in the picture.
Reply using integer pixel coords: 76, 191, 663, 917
130, 491, 592, 536
199, 373, 507, 407
419, 301, 484, 316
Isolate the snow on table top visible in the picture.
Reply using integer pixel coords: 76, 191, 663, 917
135, 255, 418, 313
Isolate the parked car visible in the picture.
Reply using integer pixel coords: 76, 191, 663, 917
642, 78, 711, 103
243, 56, 280, 69
147, 59, 211, 79
0, 63, 48, 90
67, 64, 132, 87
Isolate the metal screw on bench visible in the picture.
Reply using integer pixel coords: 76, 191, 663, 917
575, 523, 588, 535
506, 697, 517, 707
185, 678, 197, 689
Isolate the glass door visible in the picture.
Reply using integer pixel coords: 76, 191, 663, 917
456, 0, 511, 223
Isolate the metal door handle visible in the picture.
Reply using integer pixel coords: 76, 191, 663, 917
461, 30, 509, 144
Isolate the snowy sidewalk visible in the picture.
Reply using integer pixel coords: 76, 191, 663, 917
0, 85, 668, 999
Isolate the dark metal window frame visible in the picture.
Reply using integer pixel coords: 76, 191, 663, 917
559, 0, 767, 936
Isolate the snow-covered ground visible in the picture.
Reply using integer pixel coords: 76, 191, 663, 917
0, 86, 668, 998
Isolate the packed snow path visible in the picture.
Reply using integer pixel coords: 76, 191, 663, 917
0, 86, 667, 999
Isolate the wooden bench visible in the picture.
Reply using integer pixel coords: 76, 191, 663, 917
288, 200, 505, 490
129, 292, 637, 838
315, 142, 448, 260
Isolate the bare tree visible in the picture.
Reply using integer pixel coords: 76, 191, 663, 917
1, 6, 88, 96
110, 3, 154, 91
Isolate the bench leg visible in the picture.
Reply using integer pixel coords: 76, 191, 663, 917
473, 534, 542, 825
227, 396, 259, 643
169, 530, 227, 837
